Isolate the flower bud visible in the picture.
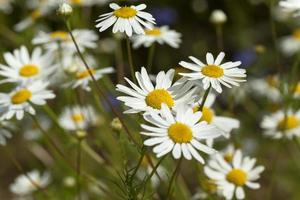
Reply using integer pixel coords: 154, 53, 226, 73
57, 3, 73, 17
110, 118, 122, 132
210, 10, 227, 25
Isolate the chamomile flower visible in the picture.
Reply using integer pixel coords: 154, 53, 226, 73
141, 104, 222, 163
279, 0, 300, 16
65, 64, 114, 91
261, 109, 300, 139
0, 81, 55, 120
59, 105, 98, 131
280, 28, 300, 56
249, 75, 281, 102
32, 29, 98, 53
179, 52, 246, 93
10, 170, 51, 196
204, 150, 265, 200
0, 46, 56, 84
116, 67, 196, 113
131, 26, 182, 48
0, 120, 13, 145
192, 93, 240, 146
95, 3, 155, 37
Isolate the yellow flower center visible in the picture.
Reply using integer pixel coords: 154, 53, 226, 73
76, 69, 96, 79
11, 89, 32, 104
199, 107, 214, 124
266, 75, 278, 88
50, 31, 69, 41
145, 28, 162, 36
201, 65, 224, 78
113, 6, 137, 18
145, 89, 174, 109
19, 64, 40, 77
71, 0, 82, 4
168, 122, 193, 143
201, 179, 217, 193
293, 29, 300, 40
277, 115, 299, 131
223, 153, 233, 162
72, 113, 85, 123
30, 10, 41, 19
295, 83, 300, 95
226, 169, 247, 186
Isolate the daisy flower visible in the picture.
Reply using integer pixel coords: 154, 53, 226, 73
280, 28, 300, 56
0, 46, 56, 84
131, 26, 182, 48
279, 0, 300, 16
65, 64, 114, 91
116, 67, 196, 113
0, 81, 55, 120
32, 29, 98, 53
10, 170, 51, 196
141, 104, 222, 163
0, 120, 13, 145
95, 3, 156, 37
179, 52, 246, 93
204, 150, 265, 200
192, 93, 240, 140
249, 75, 281, 102
59, 105, 98, 131
261, 109, 300, 139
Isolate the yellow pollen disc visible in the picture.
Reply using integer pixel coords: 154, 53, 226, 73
223, 153, 233, 163
295, 83, 300, 94
277, 115, 299, 131
19, 64, 40, 77
201, 179, 217, 193
199, 107, 214, 124
145, 89, 174, 109
201, 65, 224, 78
72, 113, 85, 123
71, 0, 82, 4
11, 89, 32, 104
76, 69, 96, 79
266, 75, 278, 88
293, 29, 300, 40
113, 6, 137, 18
30, 10, 41, 19
145, 28, 162, 36
168, 122, 193, 143
226, 169, 247, 186
50, 31, 69, 41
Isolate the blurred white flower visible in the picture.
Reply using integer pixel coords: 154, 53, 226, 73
210, 10, 227, 24
0, 0, 13, 13
280, 28, 300, 56
95, 3, 155, 37
204, 150, 264, 200
0, 81, 55, 120
131, 26, 182, 48
279, 0, 300, 16
10, 170, 51, 196
261, 109, 300, 139
0, 120, 13, 145
0, 46, 56, 85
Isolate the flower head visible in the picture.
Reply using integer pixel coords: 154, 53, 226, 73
95, 3, 156, 37
179, 52, 246, 93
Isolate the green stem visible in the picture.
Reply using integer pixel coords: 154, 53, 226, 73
142, 155, 166, 185
64, 19, 140, 148
76, 139, 82, 200
147, 43, 156, 73
166, 158, 183, 199
126, 36, 136, 83
131, 146, 147, 180
199, 85, 212, 111
216, 25, 224, 51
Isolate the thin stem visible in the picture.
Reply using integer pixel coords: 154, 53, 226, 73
126, 36, 136, 83
131, 146, 147, 180
64, 19, 140, 148
199, 85, 212, 111
147, 43, 156, 73
216, 25, 224, 51
166, 158, 183, 199
116, 37, 125, 84
293, 137, 300, 152
76, 139, 82, 200
142, 155, 166, 185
